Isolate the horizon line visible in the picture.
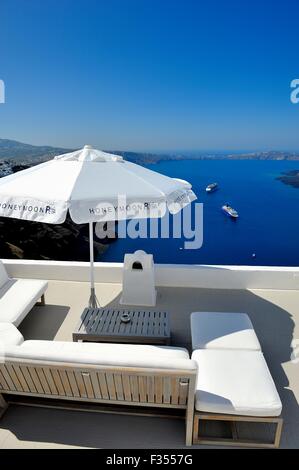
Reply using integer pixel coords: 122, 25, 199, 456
0, 138, 299, 155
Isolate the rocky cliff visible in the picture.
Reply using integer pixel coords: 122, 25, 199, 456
0, 215, 110, 261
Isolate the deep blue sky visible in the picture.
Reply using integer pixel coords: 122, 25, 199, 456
0, 0, 298, 152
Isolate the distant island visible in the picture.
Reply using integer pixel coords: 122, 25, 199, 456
277, 170, 299, 189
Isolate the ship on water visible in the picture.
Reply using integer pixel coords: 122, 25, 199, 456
206, 182, 218, 193
222, 203, 239, 219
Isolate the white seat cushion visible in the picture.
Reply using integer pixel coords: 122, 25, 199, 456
0, 261, 9, 289
0, 322, 24, 346
191, 312, 261, 351
0, 278, 48, 326
192, 349, 282, 417
5, 340, 197, 371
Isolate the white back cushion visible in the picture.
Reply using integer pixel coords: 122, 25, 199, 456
0, 323, 24, 346
4, 340, 197, 371
0, 261, 9, 289
191, 311, 261, 351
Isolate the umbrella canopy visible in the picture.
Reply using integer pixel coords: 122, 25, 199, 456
0, 145, 197, 306
0, 145, 196, 224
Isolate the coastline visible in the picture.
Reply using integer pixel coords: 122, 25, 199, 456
276, 170, 299, 189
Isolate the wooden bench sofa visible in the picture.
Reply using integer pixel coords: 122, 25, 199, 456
0, 331, 197, 445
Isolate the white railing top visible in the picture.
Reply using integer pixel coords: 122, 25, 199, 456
2, 258, 299, 291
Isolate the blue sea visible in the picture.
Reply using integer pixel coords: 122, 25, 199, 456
100, 160, 299, 266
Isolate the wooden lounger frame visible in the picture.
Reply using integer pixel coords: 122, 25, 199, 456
36, 294, 46, 306
0, 357, 197, 445
193, 412, 283, 448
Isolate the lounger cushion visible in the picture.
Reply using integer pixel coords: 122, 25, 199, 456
5, 340, 197, 371
191, 312, 261, 351
0, 323, 24, 347
0, 278, 48, 326
192, 349, 282, 417
0, 261, 9, 289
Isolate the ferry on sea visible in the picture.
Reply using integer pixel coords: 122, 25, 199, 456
222, 203, 239, 219
206, 182, 218, 193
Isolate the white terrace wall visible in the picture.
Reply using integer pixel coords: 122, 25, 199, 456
2, 259, 299, 290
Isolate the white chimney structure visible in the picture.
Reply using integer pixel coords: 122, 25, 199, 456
120, 250, 157, 306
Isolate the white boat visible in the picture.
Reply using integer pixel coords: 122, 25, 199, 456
222, 203, 239, 218
206, 182, 218, 193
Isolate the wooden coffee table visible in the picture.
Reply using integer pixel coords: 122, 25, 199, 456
73, 308, 171, 345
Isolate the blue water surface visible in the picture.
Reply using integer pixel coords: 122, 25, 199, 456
100, 160, 299, 266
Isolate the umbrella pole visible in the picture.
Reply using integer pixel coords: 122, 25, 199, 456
89, 222, 99, 308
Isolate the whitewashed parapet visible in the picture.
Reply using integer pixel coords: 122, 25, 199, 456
2, 259, 299, 290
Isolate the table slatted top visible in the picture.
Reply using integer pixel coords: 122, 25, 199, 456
73, 308, 171, 344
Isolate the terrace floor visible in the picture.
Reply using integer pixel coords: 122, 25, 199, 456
1, 280, 299, 448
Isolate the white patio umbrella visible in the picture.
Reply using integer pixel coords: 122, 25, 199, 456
0, 145, 197, 307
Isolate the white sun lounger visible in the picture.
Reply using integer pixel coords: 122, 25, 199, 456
190, 311, 282, 447
0, 260, 48, 326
